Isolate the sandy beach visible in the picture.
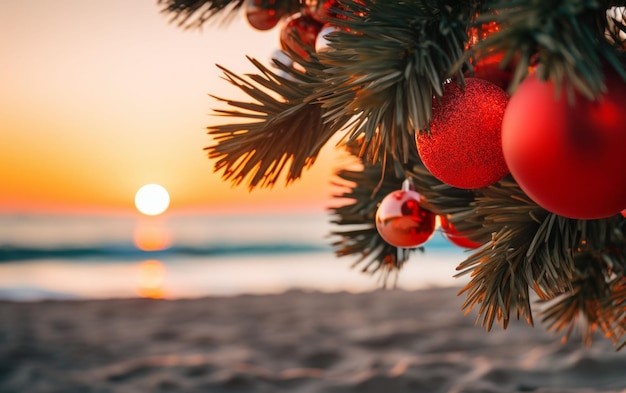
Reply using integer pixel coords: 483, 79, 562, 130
1, 287, 626, 393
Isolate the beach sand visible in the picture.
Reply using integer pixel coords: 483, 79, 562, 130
1, 287, 626, 393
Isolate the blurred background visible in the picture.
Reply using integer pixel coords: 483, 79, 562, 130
0, 0, 466, 301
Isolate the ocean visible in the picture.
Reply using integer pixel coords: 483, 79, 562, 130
0, 212, 470, 301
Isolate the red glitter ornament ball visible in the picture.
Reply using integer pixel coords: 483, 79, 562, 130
416, 78, 510, 189
280, 13, 323, 60
501, 70, 626, 219
439, 215, 482, 249
375, 186, 436, 248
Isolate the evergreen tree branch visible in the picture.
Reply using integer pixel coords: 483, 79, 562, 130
455, 180, 568, 330
473, 0, 626, 97
329, 136, 489, 285
159, 0, 302, 28
539, 217, 626, 347
608, 279, 626, 350
314, 0, 477, 164
329, 140, 423, 284
455, 180, 626, 337
332, 139, 626, 349
160, 0, 626, 349
158, 0, 245, 28
206, 54, 344, 189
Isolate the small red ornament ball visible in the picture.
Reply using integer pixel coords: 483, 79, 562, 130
280, 13, 323, 60
501, 70, 626, 219
472, 52, 517, 91
246, 0, 285, 31
315, 23, 340, 53
302, 0, 337, 22
466, 21, 516, 91
375, 189, 436, 248
416, 78, 510, 189
303, 0, 366, 22
439, 215, 482, 249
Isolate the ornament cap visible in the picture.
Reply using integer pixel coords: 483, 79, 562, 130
401, 178, 412, 191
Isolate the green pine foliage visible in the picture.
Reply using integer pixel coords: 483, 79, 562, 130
160, 0, 626, 349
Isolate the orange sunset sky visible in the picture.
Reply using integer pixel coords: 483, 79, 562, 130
0, 0, 349, 215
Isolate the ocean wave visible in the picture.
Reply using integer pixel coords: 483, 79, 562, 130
0, 242, 332, 263
0, 231, 461, 263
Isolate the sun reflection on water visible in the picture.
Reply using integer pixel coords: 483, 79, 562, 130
137, 259, 166, 299
133, 217, 170, 299
133, 218, 171, 252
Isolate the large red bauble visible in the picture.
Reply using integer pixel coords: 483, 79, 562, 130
280, 13, 323, 60
501, 71, 626, 219
416, 78, 510, 189
439, 215, 482, 249
375, 189, 436, 248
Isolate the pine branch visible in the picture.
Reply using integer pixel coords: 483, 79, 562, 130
608, 280, 626, 350
329, 140, 422, 284
159, 0, 302, 28
158, 0, 245, 28
314, 0, 478, 164
197, 0, 482, 190
539, 217, 626, 347
160, 0, 626, 349
332, 135, 626, 348
473, 0, 626, 97
455, 179, 626, 336
206, 54, 345, 189
454, 181, 599, 330
329, 136, 490, 285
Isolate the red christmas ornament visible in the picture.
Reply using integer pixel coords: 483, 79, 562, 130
466, 21, 517, 91
315, 23, 341, 53
375, 182, 437, 248
501, 70, 626, 219
439, 215, 482, 249
302, 0, 337, 22
280, 13, 323, 60
246, 0, 285, 31
466, 20, 501, 48
303, 0, 366, 22
472, 52, 515, 91
416, 78, 510, 189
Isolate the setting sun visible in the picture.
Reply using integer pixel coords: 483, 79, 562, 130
134, 184, 170, 216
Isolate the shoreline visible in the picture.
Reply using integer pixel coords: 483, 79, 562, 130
0, 249, 469, 302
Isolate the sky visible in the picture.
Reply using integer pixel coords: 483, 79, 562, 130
0, 0, 350, 215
